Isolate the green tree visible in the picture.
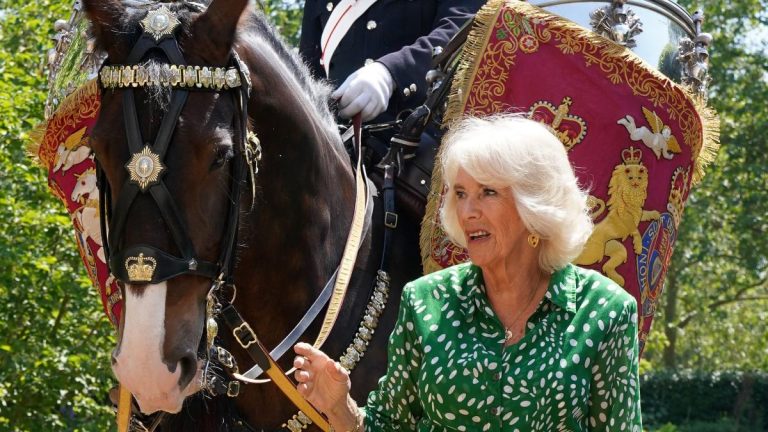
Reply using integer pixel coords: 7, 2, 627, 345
642, 0, 768, 371
0, 1, 115, 431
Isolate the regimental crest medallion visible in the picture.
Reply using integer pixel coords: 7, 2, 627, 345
126, 146, 165, 191
140, 5, 181, 42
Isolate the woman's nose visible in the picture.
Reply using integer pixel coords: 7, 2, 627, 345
458, 197, 480, 219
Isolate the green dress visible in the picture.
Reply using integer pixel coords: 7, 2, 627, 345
362, 262, 642, 431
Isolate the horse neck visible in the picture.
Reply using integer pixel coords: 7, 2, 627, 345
231, 37, 356, 341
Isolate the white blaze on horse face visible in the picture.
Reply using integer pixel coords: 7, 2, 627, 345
112, 282, 186, 414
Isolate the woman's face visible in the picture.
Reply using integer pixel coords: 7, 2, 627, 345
453, 168, 527, 270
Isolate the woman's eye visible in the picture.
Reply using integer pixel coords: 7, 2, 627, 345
483, 188, 497, 196
455, 190, 466, 199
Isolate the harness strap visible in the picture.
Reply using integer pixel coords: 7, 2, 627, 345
117, 385, 131, 432
242, 268, 339, 379
241, 116, 368, 379
380, 163, 398, 271
311, 114, 368, 352
220, 305, 330, 431
221, 82, 251, 283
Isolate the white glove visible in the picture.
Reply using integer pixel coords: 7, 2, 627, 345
332, 62, 395, 122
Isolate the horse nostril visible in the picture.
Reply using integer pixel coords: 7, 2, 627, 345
177, 353, 198, 389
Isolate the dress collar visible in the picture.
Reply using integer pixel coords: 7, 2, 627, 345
463, 263, 578, 321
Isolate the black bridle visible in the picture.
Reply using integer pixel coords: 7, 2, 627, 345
96, 15, 251, 289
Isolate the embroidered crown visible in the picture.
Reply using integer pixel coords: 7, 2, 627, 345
125, 253, 157, 282
529, 97, 587, 150
621, 146, 643, 165
667, 166, 690, 225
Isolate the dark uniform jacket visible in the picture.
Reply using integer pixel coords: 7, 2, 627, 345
299, 0, 485, 122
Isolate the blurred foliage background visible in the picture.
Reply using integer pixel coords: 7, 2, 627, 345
0, 0, 765, 430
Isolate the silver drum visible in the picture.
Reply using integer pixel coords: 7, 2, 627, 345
529, 0, 712, 98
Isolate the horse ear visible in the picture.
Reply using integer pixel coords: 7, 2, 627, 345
188, 0, 250, 64
81, 0, 129, 59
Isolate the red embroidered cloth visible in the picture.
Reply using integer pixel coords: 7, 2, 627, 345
36, 80, 122, 325
421, 0, 716, 350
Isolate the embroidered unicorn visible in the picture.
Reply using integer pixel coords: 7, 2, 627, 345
71, 168, 106, 263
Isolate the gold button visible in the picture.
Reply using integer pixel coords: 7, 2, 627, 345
409, 83, 417, 92
366, 20, 377, 30
326, 2, 333, 11
403, 87, 411, 97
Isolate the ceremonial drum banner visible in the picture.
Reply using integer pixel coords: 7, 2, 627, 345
33, 80, 122, 326
421, 0, 718, 350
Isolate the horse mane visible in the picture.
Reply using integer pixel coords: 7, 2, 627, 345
239, 11, 337, 127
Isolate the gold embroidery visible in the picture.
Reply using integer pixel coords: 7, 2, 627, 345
573, 147, 661, 286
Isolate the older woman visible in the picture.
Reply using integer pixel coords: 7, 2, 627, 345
294, 114, 642, 431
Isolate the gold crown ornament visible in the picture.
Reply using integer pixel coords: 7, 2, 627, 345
621, 146, 643, 165
125, 253, 157, 282
529, 96, 587, 150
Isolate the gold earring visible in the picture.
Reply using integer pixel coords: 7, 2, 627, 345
527, 233, 540, 248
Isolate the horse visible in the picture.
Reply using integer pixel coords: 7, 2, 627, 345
71, 167, 106, 262
81, 0, 423, 429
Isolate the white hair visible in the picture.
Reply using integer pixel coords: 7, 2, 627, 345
439, 114, 593, 273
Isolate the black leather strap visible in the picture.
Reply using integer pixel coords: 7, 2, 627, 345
220, 305, 271, 372
99, 25, 248, 285
380, 164, 398, 272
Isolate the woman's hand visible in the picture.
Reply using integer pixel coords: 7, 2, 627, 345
293, 342, 352, 416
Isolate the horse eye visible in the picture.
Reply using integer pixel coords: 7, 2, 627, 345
211, 146, 234, 170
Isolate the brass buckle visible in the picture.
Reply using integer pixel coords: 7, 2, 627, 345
226, 381, 240, 397
233, 322, 257, 349
384, 211, 398, 229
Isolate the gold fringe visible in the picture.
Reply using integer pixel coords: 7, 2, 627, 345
419, 0, 508, 273
26, 123, 46, 166
27, 79, 100, 170
442, 0, 506, 128
688, 93, 720, 185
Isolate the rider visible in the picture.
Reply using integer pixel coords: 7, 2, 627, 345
299, 0, 485, 162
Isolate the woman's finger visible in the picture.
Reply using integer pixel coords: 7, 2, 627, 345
295, 369, 312, 382
326, 360, 350, 382
293, 355, 310, 370
297, 381, 312, 396
294, 342, 327, 362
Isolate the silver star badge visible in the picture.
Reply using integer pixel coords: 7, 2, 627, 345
140, 5, 180, 42
126, 146, 165, 190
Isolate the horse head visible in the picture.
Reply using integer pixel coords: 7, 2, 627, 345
82, 0, 260, 414
71, 167, 98, 203
82, 0, 353, 418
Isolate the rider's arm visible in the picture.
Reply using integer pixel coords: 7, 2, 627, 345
376, 0, 485, 112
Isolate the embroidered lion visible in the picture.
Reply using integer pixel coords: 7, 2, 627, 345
574, 147, 660, 286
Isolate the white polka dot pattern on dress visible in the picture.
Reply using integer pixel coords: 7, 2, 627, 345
362, 263, 642, 431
